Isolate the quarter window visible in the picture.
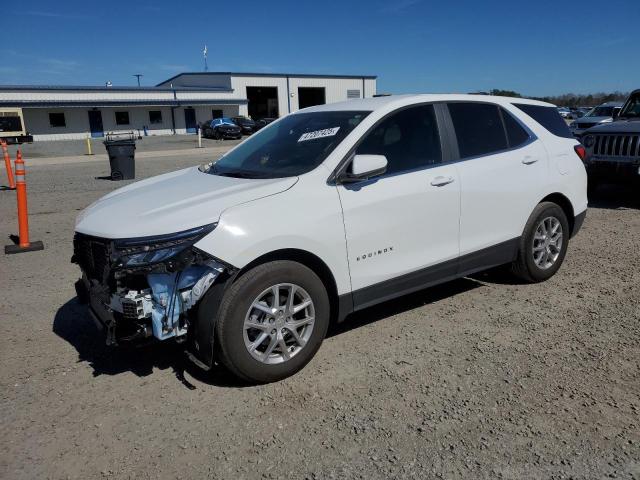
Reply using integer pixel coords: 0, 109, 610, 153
115, 111, 130, 125
49, 112, 66, 128
356, 104, 442, 175
513, 103, 573, 139
448, 103, 507, 158
149, 110, 162, 124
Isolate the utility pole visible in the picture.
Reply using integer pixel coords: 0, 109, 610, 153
133, 74, 143, 87
203, 45, 208, 72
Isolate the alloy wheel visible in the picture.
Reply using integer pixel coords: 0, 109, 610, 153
243, 283, 315, 365
532, 216, 563, 270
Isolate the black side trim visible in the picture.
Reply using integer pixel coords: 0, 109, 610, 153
350, 238, 519, 313
353, 258, 457, 311
337, 292, 354, 323
571, 210, 586, 238
457, 238, 519, 276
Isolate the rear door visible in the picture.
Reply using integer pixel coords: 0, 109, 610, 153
337, 104, 460, 306
445, 102, 548, 263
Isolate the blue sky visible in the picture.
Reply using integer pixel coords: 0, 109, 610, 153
1, 0, 638, 96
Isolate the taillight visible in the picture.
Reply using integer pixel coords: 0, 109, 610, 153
574, 144, 586, 161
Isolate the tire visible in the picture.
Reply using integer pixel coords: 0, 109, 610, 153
214, 130, 222, 140
511, 202, 570, 283
215, 261, 330, 383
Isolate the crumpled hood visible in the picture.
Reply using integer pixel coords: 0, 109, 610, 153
586, 119, 640, 134
75, 167, 297, 238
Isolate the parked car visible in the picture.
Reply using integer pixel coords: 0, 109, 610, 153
201, 118, 242, 140
254, 117, 276, 131
73, 94, 587, 383
569, 102, 623, 138
231, 116, 257, 135
581, 89, 640, 193
557, 107, 573, 119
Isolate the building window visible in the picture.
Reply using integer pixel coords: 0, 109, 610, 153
115, 111, 130, 125
347, 89, 361, 99
212, 109, 223, 119
149, 110, 162, 124
49, 112, 66, 128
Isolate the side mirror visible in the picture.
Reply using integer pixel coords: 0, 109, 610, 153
340, 154, 388, 183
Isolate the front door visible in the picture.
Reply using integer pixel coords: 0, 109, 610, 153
184, 108, 197, 133
88, 110, 103, 138
337, 104, 460, 307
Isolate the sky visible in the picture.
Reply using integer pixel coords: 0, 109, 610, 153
1, 0, 638, 97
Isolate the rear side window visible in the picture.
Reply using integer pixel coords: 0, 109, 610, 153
448, 103, 507, 158
356, 104, 442, 175
501, 109, 530, 148
513, 103, 573, 138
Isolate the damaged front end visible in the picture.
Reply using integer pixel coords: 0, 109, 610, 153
72, 224, 234, 368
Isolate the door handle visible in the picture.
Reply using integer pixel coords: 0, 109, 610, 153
522, 156, 539, 165
430, 175, 455, 187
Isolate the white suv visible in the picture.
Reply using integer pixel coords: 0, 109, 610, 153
73, 94, 588, 383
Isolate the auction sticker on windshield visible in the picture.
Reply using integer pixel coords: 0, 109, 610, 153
298, 127, 340, 142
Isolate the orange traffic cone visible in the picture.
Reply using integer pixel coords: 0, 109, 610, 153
4, 150, 44, 254
1, 140, 16, 190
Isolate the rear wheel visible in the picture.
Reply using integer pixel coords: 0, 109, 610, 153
215, 261, 330, 383
511, 202, 570, 283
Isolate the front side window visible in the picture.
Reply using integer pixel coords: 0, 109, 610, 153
49, 112, 66, 128
208, 111, 369, 179
448, 102, 508, 158
115, 111, 130, 125
356, 104, 442, 175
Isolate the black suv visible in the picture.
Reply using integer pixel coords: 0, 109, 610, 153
582, 89, 640, 193
231, 116, 256, 135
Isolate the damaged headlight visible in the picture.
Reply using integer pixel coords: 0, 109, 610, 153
114, 224, 216, 267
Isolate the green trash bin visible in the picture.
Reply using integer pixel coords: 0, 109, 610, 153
104, 132, 136, 180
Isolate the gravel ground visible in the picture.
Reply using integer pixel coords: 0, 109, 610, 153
17, 135, 242, 158
1, 150, 639, 479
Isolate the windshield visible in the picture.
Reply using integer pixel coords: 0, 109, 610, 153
207, 111, 369, 179
585, 106, 617, 117
620, 94, 640, 118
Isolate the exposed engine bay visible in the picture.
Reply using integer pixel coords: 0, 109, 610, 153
72, 224, 232, 356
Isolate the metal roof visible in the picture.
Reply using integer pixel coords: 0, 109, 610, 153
0, 84, 233, 93
158, 71, 377, 86
0, 99, 247, 108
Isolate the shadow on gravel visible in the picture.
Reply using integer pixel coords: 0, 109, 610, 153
328, 277, 482, 338
53, 297, 247, 389
54, 278, 483, 388
588, 183, 639, 210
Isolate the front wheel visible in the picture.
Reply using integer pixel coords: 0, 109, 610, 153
215, 261, 330, 383
511, 202, 570, 283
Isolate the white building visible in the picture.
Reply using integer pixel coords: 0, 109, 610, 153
0, 72, 377, 141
